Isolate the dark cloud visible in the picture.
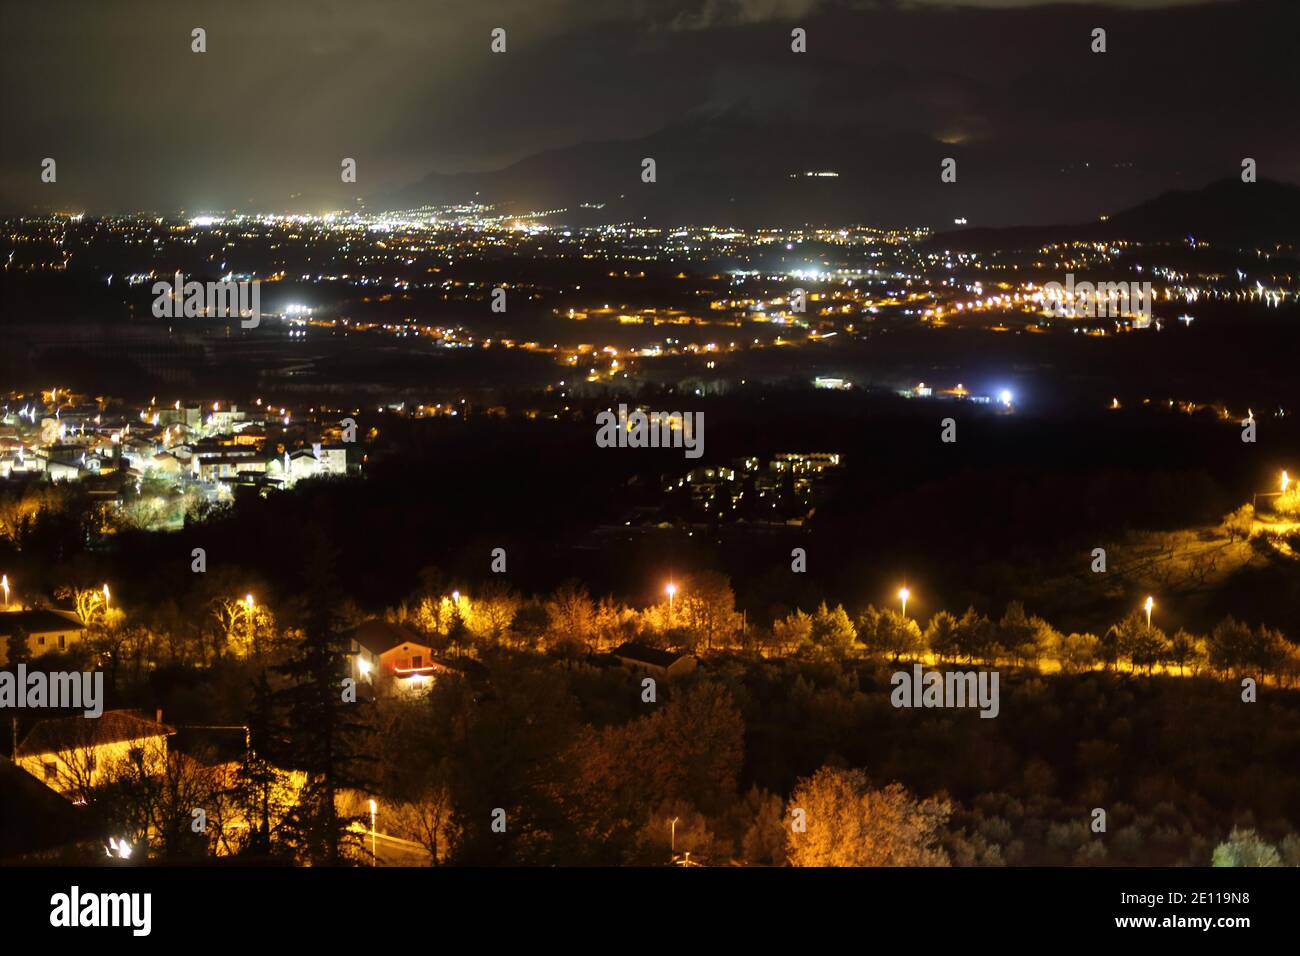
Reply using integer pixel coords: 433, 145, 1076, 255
0, 0, 1294, 220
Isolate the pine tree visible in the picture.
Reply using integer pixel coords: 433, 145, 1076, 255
274, 528, 374, 865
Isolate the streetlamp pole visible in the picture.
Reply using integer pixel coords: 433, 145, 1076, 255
370, 799, 378, 867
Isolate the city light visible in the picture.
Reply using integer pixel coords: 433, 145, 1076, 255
1, 574, 8, 606
1283, 471, 1291, 493
1144, 595, 1155, 629
898, 586, 911, 618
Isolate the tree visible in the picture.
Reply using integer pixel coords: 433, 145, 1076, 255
954, 607, 996, 664
997, 601, 1038, 666
1207, 616, 1252, 676
274, 529, 374, 865
1165, 629, 1204, 676
810, 602, 856, 657
509, 601, 551, 649
857, 605, 922, 662
739, 786, 789, 866
786, 766, 951, 866
1224, 504, 1254, 543
546, 581, 597, 648
924, 611, 961, 663
770, 609, 812, 656
387, 782, 459, 866
678, 571, 742, 652
1211, 828, 1282, 867
1058, 632, 1101, 673
5, 623, 31, 666
225, 669, 299, 859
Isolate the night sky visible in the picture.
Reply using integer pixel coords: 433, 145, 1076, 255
0, 0, 1296, 223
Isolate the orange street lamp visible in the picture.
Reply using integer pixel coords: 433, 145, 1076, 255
666, 582, 677, 609
1, 574, 9, 607
102, 584, 111, 611
1283, 470, 1291, 493
1144, 596, 1154, 629
898, 586, 911, 619
670, 816, 679, 857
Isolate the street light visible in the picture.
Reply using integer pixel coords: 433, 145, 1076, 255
670, 816, 679, 859
898, 586, 910, 619
1144, 596, 1154, 630
244, 594, 255, 647
666, 582, 677, 607
1, 574, 8, 607
369, 799, 378, 867
102, 584, 111, 611
1283, 470, 1291, 494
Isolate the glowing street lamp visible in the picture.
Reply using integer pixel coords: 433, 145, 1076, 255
1283, 470, 1291, 494
369, 799, 378, 867
670, 816, 679, 858
665, 582, 677, 608
898, 586, 910, 619
1, 574, 9, 607
1144, 596, 1154, 630
102, 584, 111, 612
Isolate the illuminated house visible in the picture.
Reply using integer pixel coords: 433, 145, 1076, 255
347, 620, 435, 684
14, 710, 174, 799
611, 642, 697, 680
0, 609, 87, 666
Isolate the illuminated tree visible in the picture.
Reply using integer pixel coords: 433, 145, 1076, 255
546, 581, 598, 646
1211, 828, 1282, 867
954, 607, 996, 664
211, 597, 275, 658
678, 571, 742, 652
1165, 628, 1206, 676
810, 601, 856, 657
785, 766, 951, 867
924, 610, 961, 662
1207, 616, 1252, 676
1224, 504, 1255, 543
1057, 632, 1101, 673
739, 786, 789, 866
770, 609, 812, 655
388, 783, 460, 866
857, 605, 922, 662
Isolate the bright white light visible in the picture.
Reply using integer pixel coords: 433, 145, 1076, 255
999, 389, 1014, 406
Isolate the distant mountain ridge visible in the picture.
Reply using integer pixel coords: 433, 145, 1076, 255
926, 177, 1300, 250
370, 110, 1300, 235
